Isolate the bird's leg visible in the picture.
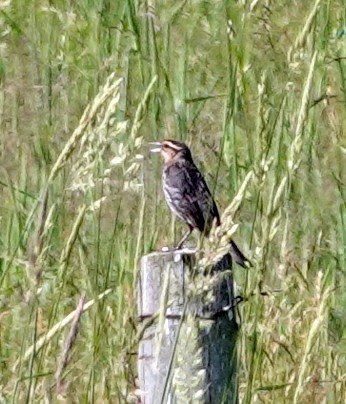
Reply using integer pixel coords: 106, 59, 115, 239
175, 227, 193, 250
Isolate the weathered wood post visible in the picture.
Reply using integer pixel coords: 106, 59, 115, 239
137, 249, 239, 403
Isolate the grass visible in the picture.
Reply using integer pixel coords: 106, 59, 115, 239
0, 0, 346, 402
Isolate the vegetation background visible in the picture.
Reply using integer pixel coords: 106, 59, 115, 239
1, 0, 345, 402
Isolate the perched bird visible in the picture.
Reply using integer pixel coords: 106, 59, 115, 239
150, 139, 250, 268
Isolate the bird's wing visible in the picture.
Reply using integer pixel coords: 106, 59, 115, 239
163, 161, 219, 233
187, 164, 220, 231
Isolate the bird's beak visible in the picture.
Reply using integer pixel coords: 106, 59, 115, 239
148, 141, 162, 153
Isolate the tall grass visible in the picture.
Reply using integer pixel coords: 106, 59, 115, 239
0, 0, 345, 402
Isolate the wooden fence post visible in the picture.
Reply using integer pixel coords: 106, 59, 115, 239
137, 249, 238, 404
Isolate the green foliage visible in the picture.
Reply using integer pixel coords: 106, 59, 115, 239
0, 0, 345, 402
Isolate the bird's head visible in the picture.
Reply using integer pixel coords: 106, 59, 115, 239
150, 139, 193, 163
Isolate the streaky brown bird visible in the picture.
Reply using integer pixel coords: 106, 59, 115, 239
150, 139, 250, 268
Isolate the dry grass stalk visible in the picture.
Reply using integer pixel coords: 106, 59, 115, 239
26, 187, 52, 286
56, 294, 86, 395
13, 289, 112, 369
292, 273, 332, 403
47, 75, 124, 185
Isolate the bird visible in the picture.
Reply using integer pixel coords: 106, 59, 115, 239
150, 139, 250, 268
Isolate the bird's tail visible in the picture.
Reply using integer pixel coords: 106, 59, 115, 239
229, 240, 251, 268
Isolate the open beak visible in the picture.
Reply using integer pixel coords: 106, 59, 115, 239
148, 141, 162, 153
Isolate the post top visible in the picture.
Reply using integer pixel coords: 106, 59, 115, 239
143, 246, 197, 259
